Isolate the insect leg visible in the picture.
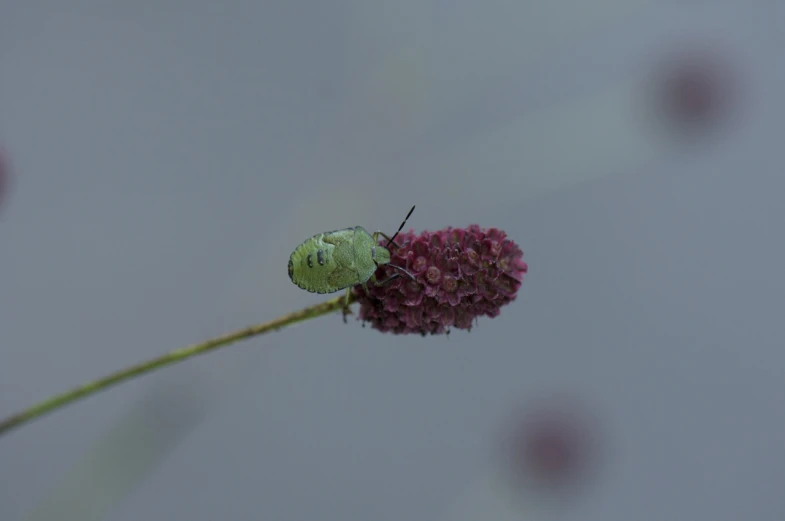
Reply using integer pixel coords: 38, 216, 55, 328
374, 273, 401, 286
341, 288, 353, 324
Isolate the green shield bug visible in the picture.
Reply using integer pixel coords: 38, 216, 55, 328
288, 205, 416, 321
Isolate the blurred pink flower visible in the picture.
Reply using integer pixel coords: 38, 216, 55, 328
652, 45, 736, 133
503, 399, 598, 492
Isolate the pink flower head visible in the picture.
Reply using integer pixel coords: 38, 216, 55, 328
353, 225, 527, 335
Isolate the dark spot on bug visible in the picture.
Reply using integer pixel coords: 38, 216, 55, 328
307, 253, 313, 268
287, 259, 294, 280
317, 249, 325, 266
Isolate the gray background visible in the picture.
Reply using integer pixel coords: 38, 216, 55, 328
2, 1, 784, 520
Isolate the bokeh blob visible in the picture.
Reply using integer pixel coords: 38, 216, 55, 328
648, 43, 738, 137
501, 397, 600, 497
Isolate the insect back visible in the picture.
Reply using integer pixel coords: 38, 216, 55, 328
288, 228, 355, 294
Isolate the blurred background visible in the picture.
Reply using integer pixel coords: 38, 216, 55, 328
1, 1, 784, 520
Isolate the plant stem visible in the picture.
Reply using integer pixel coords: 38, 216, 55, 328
0, 293, 357, 438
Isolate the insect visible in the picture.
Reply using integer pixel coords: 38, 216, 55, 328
288, 205, 416, 321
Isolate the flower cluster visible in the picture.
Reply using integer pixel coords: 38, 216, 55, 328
354, 225, 527, 335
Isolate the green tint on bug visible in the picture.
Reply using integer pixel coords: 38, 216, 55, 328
288, 206, 416, 320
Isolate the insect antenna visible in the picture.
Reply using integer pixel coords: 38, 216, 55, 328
386, 205, 416, 248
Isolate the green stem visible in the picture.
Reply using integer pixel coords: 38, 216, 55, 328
0, 293, 357, 438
